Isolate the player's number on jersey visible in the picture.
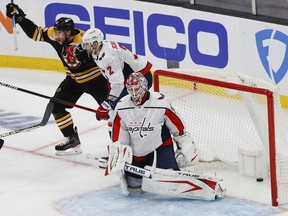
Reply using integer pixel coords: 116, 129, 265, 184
107, 66, 114, 75
107, 41, 128, 75
110, 41, 127, 51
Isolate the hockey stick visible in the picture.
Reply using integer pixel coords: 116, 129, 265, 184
11, 0, 18, 51
0, 81, 97, 113
0, 101, 54, 139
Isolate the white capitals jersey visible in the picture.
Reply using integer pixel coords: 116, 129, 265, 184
92, 40, 152, 99
112, 91, 187, 157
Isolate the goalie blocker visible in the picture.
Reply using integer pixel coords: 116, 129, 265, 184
106, 142, 225, 200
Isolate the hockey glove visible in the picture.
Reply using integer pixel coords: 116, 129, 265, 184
6, 3, 26, 23
75, 45, 90, 63
96, 101, 111, 121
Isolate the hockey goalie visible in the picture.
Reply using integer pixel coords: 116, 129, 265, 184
105, 72, 225, 200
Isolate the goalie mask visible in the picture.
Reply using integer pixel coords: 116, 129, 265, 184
126, 72, 148, 105
81, 28, 104, 52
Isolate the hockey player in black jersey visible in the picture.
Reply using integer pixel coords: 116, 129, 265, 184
6, 3, 109, 156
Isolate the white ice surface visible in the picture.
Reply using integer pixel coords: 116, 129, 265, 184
0, 68, 287, 216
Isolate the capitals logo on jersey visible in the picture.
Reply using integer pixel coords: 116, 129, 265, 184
256, 29, 288, 84
127, 117, 154, 138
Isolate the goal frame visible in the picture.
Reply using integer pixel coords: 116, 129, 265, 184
153, 69, 278, 206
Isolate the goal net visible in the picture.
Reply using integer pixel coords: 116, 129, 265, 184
153, 69, 288, 206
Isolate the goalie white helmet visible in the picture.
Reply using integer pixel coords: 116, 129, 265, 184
126, 72, 148, 105
81, 28, 104, 51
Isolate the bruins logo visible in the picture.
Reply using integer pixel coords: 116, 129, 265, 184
62, 46, 81, 68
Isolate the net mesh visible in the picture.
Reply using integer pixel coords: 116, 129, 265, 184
155, 69, 288, 204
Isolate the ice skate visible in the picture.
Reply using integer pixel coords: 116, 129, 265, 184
55, 127, 82, 156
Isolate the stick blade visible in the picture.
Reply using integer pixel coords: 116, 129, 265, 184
0, 139, 4, 149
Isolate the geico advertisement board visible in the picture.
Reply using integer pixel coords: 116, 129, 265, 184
1, 0, 288, 94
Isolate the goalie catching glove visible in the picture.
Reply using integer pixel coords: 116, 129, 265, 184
6, 3, 26, 23
174, 133, 199, 168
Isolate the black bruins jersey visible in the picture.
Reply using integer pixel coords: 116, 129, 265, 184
18, 17, 102, 84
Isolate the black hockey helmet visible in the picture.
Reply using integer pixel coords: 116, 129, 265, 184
54, 17, 74, 32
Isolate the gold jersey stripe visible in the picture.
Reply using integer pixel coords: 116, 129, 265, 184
32, 27, 40, 41
66, 69, 102, 83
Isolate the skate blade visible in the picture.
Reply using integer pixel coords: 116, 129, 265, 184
55, 147, 82, 156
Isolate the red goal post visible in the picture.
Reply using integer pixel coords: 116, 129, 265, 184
153, 69, 288, 206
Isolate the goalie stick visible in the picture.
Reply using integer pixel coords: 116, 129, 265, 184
0, 102, 54, 141
0, 81, 97, 113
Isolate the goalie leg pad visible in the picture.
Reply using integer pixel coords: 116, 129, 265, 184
142, 166, 225, 200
